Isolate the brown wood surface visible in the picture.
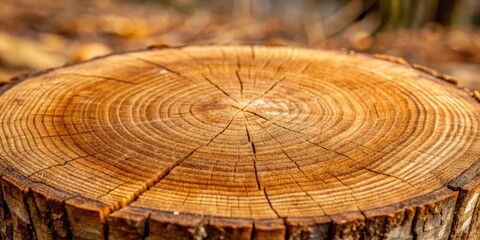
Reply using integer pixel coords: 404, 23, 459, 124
0, 45, 479, 240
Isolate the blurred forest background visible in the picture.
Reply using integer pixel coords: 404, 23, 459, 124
0, 0, 479, 89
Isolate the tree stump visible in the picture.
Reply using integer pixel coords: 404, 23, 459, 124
0, 45, 479, 240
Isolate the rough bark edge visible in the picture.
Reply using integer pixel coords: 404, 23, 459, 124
0, 170, 35, 240
107, 207, 286, 240
372, 53, 461, 85
286, 215, 331, 240
0, 176, 13, 239
473, 91, 480, 103
0, 167, 114, 240
365, 50, 480, 239
107, 206, 150, 240
103, 188, 461, 240
367, 52, 479, 98
0, 45, 478, 239
0, 173, 463, 240
448, 157, 480, 240
64, 196, 112, 240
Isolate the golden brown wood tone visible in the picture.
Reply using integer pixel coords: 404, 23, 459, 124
0, 46, 479, 240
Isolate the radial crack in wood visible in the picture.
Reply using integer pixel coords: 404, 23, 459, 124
0, 45, 479, 239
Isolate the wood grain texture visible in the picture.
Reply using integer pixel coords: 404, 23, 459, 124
0, 45, 479, 239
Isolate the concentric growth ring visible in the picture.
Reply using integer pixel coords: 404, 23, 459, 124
0, 46, 479, 239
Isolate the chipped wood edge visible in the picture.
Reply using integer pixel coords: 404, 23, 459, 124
370, 53, 480, 99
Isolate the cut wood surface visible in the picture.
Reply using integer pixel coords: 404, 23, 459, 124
0, 45, 479, 240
